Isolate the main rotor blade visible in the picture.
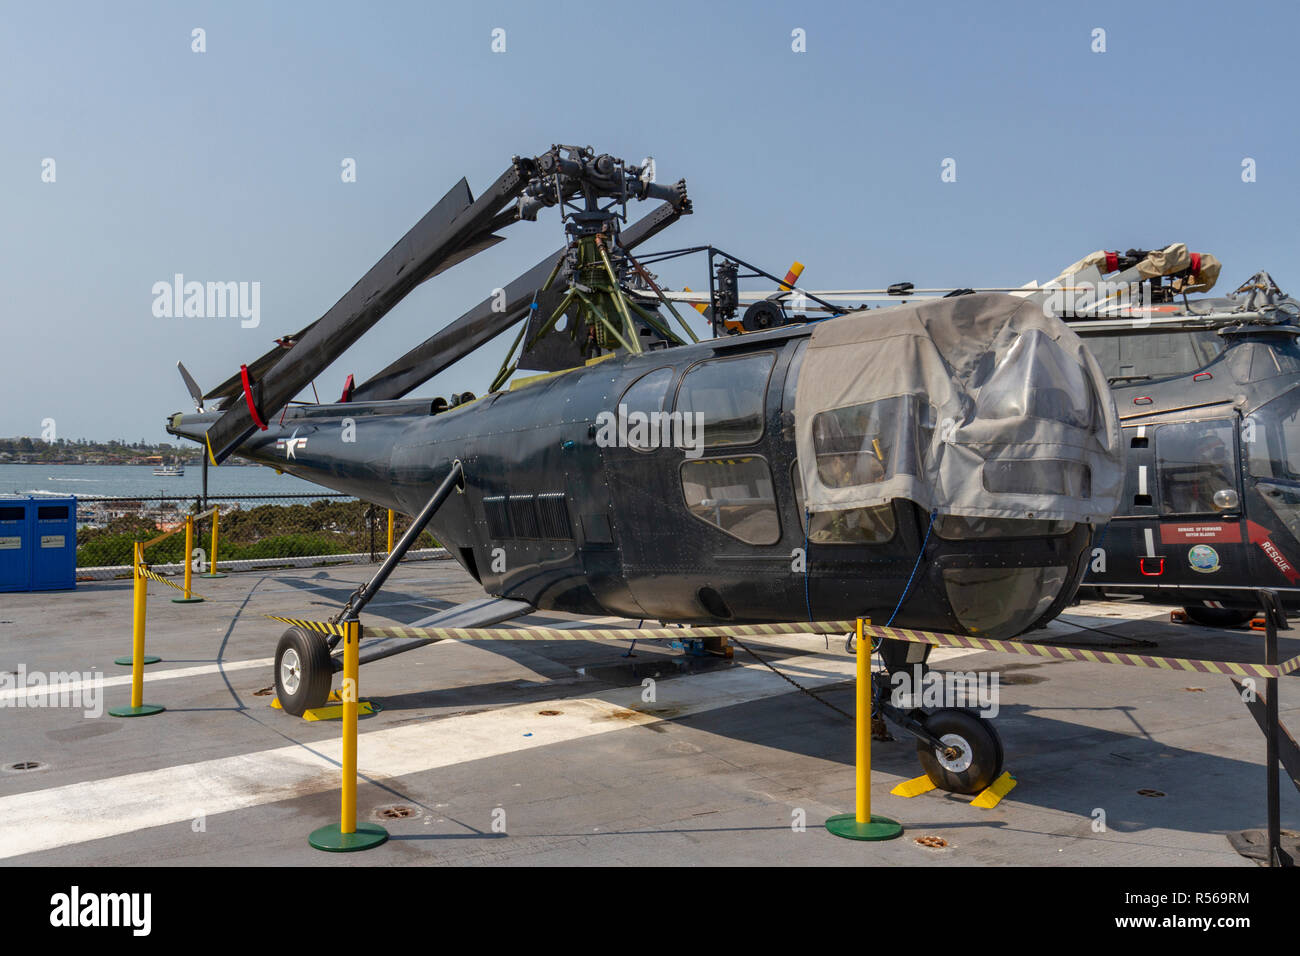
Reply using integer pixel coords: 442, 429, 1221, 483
351, 195, 691, 402
202, 166, 528, 462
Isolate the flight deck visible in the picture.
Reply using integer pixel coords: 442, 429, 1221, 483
1, 557, 1294, 867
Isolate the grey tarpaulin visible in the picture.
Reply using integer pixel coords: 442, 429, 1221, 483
794, 292, 1123, 524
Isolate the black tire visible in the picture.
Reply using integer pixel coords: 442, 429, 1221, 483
1182, 606, 1254, 628
275, 627, 333, 717
916, 708, 1004, 795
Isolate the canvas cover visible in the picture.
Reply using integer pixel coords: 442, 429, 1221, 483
794, 293, 1123, 524
1053, 243, 1221, 294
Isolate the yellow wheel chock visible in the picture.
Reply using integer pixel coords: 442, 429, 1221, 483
272, 688, 377, 721
891, 771, 1017, 808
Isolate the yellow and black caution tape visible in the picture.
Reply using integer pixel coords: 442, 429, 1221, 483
138, 565, 204, 600
266, 616, 857, 642
271, 617, 351, 638
862, 623, 1300, 680
265, 614, 1300, 678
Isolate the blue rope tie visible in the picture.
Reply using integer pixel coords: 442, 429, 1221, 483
803, 508, 813, 622
886, 509, 937, 627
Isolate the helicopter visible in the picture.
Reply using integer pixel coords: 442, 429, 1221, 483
1054, 260, 1300, 628
166, 146, 1124, 796
710, 246, 1300, 630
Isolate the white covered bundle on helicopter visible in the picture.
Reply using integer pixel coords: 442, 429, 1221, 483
1051, 242, 1222, 294
794, 292, 1124, 525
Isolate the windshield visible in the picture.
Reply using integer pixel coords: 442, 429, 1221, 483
1082, 329, 1223, 383
1246, 387, 1300, 484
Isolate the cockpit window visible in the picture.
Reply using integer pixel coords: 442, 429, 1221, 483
1246, 388, 1300, 483
974, 328, 1097, 429
791, 465, 896, 544
1155, 420, 1238, 514
811, 395, 934, 489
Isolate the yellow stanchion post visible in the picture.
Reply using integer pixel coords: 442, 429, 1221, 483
387, 509, 395, 555
172, 514, 203, 603
109, 542, 165, 717
309, 619, 388, 852
825, 617, 902, 840
199, 507, 227, 578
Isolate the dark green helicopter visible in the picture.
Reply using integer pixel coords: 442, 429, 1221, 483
167, 146, 1124, 794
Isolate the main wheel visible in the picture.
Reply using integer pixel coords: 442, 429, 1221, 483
916, 709, 1004, 795
1182, 606, 1254, 628
275, 627, 333, 717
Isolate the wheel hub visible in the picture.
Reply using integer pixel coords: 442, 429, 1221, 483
281, 648, 302, 695
935, 733, 973, 773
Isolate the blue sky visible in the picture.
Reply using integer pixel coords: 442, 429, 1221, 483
3, 0, 1297, 443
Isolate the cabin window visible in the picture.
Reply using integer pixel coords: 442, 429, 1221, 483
811, 395, 932, 488
780, 339, 809, 442
1246, 388, 1300, 483
617, 367, 675, 452
1155, 420, 1238, 515
680, 456, 780, 545
675, 353, 775, 447
791, 465, 896, 544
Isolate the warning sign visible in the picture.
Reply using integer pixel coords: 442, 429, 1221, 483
1160, 522, 1241, 544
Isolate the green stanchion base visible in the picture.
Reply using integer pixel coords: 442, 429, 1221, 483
825, 812, 904, 841
171, 596, 204, 603
113, 655, 161, 666
108, 704, 166, 718
308, 822, 389, 852
198, 572, 228, 579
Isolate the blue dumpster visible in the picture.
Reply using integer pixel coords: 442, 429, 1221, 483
0, 498, 31, 592
30, 497, 77, 591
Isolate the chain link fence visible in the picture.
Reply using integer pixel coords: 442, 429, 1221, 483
75, 494, 446, 580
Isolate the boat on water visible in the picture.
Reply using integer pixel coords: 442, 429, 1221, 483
152, 462, 184, 477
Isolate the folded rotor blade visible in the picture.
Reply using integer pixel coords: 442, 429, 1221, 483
203, 167, 527, 461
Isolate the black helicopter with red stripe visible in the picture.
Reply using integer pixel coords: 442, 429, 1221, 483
1058, 260, 1300, 627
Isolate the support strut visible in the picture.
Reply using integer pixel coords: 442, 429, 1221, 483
332, 460, 465, 634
